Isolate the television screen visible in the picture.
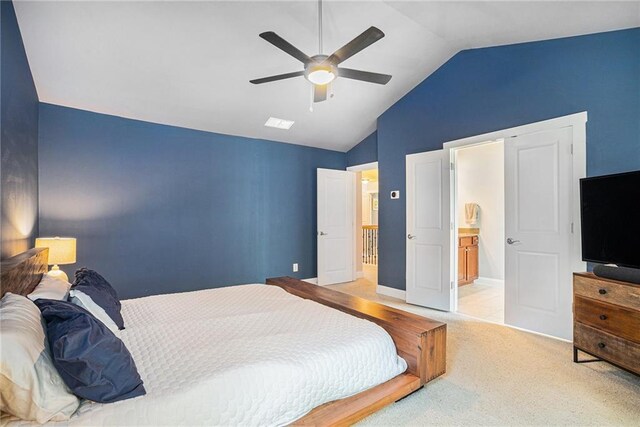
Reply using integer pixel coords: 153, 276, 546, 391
580, 170, 640, 269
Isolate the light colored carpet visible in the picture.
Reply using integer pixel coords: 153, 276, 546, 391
326, 281, 640, 426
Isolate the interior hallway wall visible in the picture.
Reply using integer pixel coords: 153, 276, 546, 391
362, 180, 379, 226
355, 171, 363, 275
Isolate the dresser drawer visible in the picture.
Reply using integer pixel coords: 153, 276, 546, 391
574, 274, 640, 311
574, 322, 640, 375
574, 296, 640, 343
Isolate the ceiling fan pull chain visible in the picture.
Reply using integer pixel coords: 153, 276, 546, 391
318, 0, 323, 54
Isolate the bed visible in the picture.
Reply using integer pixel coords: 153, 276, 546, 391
1, 248, 446, 426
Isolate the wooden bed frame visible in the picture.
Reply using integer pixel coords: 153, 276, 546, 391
1, 250, 446, 426
267, 277, 447, 426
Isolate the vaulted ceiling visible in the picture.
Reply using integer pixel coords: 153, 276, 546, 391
14, 1, 640, 152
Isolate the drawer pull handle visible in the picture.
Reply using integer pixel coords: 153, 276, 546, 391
598, 342, 606, 349
598, 288, 607, 295
599, 314, 608, 321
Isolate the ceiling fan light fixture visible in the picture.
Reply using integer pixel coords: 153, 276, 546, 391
307, 66, 336, 85
251, 0, 391, 103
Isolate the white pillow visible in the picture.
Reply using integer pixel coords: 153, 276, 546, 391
68, 289, 120, 333
27, 274, 71, 301
0, 293, 79, 422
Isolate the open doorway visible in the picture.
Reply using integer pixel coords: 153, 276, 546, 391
453, 140, 505, 323
357, 168, 378, 285
406, 112, 586, 339
345, 162, 379, 289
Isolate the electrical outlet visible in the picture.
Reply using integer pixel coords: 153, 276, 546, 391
390, 190, 400, 199
293, 263, 299, 272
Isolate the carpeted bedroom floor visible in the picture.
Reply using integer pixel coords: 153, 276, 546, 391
326, 281, 640, 426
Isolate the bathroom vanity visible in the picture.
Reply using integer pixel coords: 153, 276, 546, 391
458, 233, 479, 286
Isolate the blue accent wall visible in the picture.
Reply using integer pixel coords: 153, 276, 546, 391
1, 0, 39, 259
346, 131, 377, 167
377, 28, 640, 290
38, 104, 345, 299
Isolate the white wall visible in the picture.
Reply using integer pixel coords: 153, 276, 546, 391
457, 141, 505, 281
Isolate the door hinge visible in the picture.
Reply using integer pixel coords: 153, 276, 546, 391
450, 222, 454, 230
570, 144, 574, 155
450, 281, 454, 290
450, 162, 455, 171
571, 222, 574, 234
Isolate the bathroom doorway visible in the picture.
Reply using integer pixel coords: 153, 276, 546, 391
454, 140, 505, 323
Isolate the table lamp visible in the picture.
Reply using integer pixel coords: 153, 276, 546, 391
35, 237, 76, 282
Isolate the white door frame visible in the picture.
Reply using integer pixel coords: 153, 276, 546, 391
443, 112, 587, 316
310, 162, 377, 285
347, 161, 378, 173
347, 162, 378, 281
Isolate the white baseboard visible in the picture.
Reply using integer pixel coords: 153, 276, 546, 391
474, 277, 504, 287
376, 285, 406, 300
302, 277, 318, 285
454, 311, 572, 343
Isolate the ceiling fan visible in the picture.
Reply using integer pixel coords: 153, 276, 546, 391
250, 0, 392, 104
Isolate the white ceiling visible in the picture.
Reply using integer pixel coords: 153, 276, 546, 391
14, 1, 640, 152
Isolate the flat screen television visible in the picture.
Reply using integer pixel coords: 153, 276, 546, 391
580, 170, 640, 269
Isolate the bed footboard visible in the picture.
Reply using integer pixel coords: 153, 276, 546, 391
266, 277, 446, 386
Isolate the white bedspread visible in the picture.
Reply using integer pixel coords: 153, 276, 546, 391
4, 284, 406, 426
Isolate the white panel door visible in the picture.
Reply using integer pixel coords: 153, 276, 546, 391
317, 169, 355, 286
505, 127, 574, 340
406, 150, 452, 310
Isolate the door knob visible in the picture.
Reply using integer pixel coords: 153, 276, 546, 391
407, 234, 416, 240
319, 231, 328, 236
506, 238, 520, 245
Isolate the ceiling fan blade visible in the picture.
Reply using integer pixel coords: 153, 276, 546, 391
250, 71, 305, 85
259, 32, 311, 64
338, 68, 392, 85
326, 26, 385, 65
314, 85, 327, 102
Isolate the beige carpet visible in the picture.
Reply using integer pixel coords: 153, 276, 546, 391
326, 281, 640, 426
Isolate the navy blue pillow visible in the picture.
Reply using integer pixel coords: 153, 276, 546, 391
34, 299, 146, 403
72, 268, 125, 330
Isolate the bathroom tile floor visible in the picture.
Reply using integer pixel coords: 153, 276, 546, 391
458, 281, 504, 323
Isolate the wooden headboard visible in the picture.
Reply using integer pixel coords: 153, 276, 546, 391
0, 248, 49, 297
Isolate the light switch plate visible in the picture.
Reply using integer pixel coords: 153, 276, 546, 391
293, 263, 299, 272
390, 191, 400, 199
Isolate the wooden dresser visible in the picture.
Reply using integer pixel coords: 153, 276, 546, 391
573, 272, 640, 375
458, 235, 479, 286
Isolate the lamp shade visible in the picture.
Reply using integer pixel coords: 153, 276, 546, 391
35, 237, 76, 265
